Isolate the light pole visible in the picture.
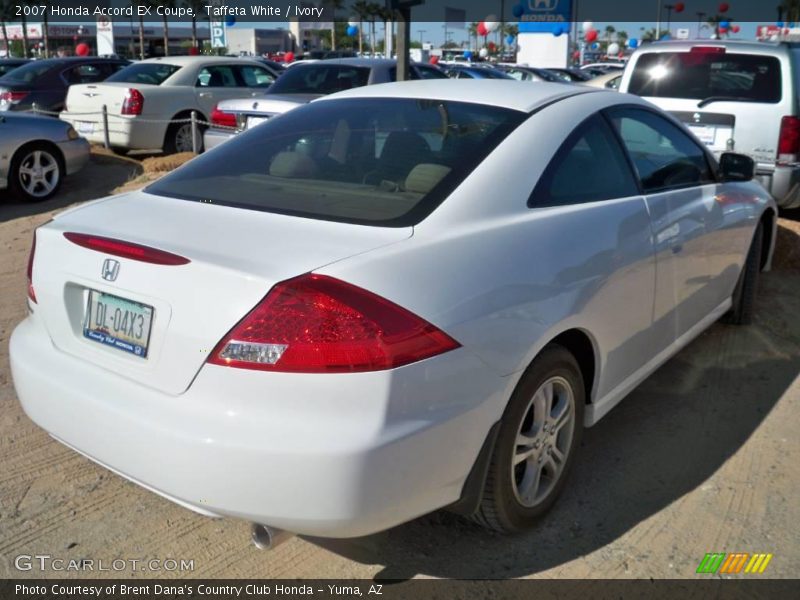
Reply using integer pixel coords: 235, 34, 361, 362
418, 29, 426, 46
664, 4, 674, 37
696, 12, 706, 38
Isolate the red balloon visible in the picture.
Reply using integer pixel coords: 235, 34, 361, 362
732, 25, 741, 33
429, 55, 439, 65
572, 50, 581, 59
675, 2, 685, 12
488, 41, 496, 51
719, 2, 729, 13
719, 27, 728, 34
284, 51, 295, 63
477, 22, 488, 37
188, 46, 200, 56
585, 29, 598, 42
75, 43, 90, 57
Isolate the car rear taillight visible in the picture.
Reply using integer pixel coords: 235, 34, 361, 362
26, 230, 37, 303
121, 88, 144, 115
0, 90, 29, 105
63, 232, 190, 265
777, 116, 800, 164
211, 104, 237, 128
208, 274, 460, 373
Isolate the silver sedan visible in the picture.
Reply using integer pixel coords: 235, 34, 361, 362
0, 113, 89, 202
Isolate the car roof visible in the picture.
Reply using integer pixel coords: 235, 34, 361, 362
317, 80, 599, 112
635, 40, 789, 56
139, 55, 262, 65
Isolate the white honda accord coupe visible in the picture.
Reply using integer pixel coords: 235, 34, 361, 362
11, 81, 776, 543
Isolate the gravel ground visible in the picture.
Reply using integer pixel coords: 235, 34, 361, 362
1, 151, 798, 579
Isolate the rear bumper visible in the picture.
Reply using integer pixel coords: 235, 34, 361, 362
60, 113, 167, 151
10, 314, 506, 538
756, 164, 800, 209
203, 127, 237, 151
57, 138, 90, 175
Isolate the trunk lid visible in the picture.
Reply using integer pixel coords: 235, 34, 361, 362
33, 191, 412, 395
65, 82, 154, 117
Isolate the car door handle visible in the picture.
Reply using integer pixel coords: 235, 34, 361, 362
198, 92, 212, 98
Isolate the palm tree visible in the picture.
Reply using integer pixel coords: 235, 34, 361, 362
0, 2, 12, 57
183, 1, 206, 50
329, 0, 345, 51
367, 2, 382, 56
353, 0, 370, 55
467, 21, 478, 52
155, 0, 174, 56
605, 25, 616, 44
616, 29, 628, 50
379, 5, 393, 57
781, 0, 800, 24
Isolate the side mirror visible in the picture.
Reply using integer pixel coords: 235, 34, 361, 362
719, 152, 755, 182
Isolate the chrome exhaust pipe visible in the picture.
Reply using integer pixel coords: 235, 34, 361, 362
251, 523, 294, 550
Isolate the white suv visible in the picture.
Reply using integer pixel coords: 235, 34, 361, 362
619, 40, 800, 208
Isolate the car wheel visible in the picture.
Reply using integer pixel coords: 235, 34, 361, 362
164, 121, 200, 154
474, 344, 585, 533
9, 143, 63, 202
723, 221, 763, 326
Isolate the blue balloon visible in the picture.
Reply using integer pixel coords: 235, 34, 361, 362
463, 50, 473, 59
553, 26, 564, 37
777, 21, 785, 27
506, 34, 515, 44
591, 42, 599, 50
628, 38, 639, 49
224, 15, 236, 27
720, 20, 730, 28
512, 4, 524, 18
346, 25, 358, 36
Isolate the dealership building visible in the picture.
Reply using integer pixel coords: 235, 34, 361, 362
0, 22, 209, 58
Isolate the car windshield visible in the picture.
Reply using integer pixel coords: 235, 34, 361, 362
146, 98, 525, 226
106, 63, 181, 85
0, 61, 53, 83
268, 64, 370, 95
628, 51, 782, 102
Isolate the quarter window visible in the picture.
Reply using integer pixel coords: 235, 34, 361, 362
196, 66, 238, 87
531, 115, 639, 207
608, 108, 715, 193
237, 65, 275, 88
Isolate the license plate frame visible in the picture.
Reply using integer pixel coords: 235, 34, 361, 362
687, 124, 717, 145
76, 121, 94, 134
246, 116, 268, 129
83, 290, 154, 358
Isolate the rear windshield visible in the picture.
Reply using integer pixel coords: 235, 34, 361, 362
146, 98, 525, 226
0, 62, 25, 77
628, 52, 782, 103
106, 63, 180, 85
0, 61, 53, 83
268, 64, 370, 95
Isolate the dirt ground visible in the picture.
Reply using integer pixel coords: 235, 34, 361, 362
0, 150, 798, 579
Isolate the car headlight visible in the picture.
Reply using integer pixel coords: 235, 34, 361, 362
66, 126, 79, 140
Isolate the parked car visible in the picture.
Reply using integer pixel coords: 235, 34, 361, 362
11, 81, 776, 542
204, 58, 447, 150
496, 65, 567, 83
0, 113, 89, 201
0, 58, 30, 78
580, 62, 626, 72
548, 68, 593, 82
443, 65, 516, 79
585, 71, 622, 90
60, 56, 279, 154
619, 40, 800, 208
0, 57, 129, 113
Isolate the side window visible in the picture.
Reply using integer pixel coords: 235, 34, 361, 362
530, 115, 639, 207
607, 108, 715, 193
196, 66, 238, 87
237, 65, 275, 88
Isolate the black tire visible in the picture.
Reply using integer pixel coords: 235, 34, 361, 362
474, 344, 585, 533
163, 119, 202, 155
110, 146, 128, 156
723, 222, 763, 326
9, 143, 63, 202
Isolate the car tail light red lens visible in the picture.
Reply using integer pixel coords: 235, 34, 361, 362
690, 46, 726, 54
211, 104, 237, 128
121, 88, 144, 115
208, 274, 460, 373
26, 231, 37, 303
63, 232, 190, 265
778, 116, 800, 164
0, 90, 29, 104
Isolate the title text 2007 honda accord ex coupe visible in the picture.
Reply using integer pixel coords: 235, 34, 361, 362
11, 81, 776, 540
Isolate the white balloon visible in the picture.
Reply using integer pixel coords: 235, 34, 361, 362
479, 47, 489, 58
607, 42, 620, 55
582, 21, 593, 32
484, 16, 499, 32
348, 18, 359, 27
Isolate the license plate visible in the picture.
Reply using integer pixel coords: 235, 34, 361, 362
687, 124, 717, 145
246, 116, 268, 129
77, 121, 94, 134
83, 290, 153, 358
